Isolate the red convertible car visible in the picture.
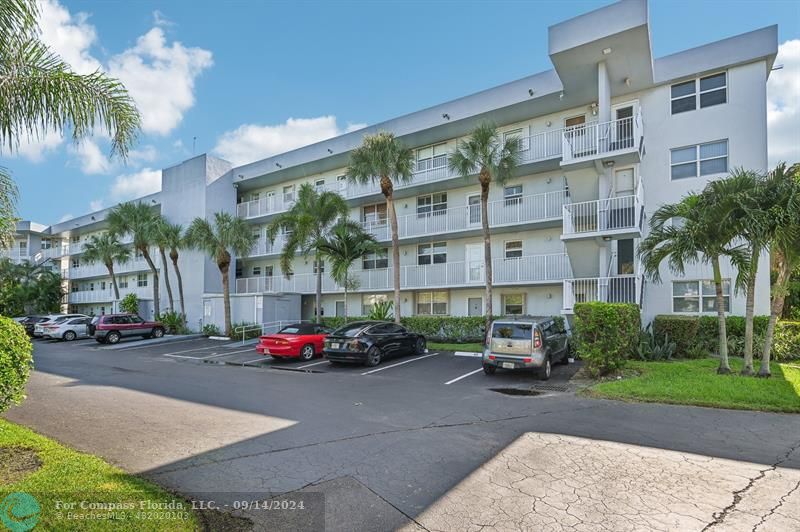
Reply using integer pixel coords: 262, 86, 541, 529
256, 323, 333, 361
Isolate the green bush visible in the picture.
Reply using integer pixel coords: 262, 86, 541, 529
773, 321, 800, 361
202, 323, 221, 336
400, 316, 491, 342
231, 321, 261, 340
366, 301, 393, 321
0, 316, 33, 413
654, 315, 772, 358
574, 302, 640, 377
120, 293, 139, 314
653, 315, 701, 358
157, 311, 188, 334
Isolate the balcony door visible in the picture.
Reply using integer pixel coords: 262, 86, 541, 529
466, 244, 484, 283
608, 168, 636, 230
612, 104, 635, 150
467, 195, 481, 226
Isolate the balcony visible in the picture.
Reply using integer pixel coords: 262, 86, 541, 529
561, 186, 644, 241
67, 286, 150, 304
68, 258, 152, 279
236, 130, 567, 220
235, 253, 572, 294
561, 113, 643, 166
0, 250, 31, 263
562, 275, 641, 312
245, 235, 288, 258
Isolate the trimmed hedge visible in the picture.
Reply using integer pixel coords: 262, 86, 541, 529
773, 321, 800, 361
0, 316, 33, 413
652, 315, 700, 358
574, 302, 640, 377
321, 315, 491, 342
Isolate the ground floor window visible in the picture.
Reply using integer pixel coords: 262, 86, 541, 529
137, 273, 148, 287
672, 279, 730, 313
416, 291, 448, 315
362, 294, 388, 315
335, 300, 345, 317
502, 293, 525, 315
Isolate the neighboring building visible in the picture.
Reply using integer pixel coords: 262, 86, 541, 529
5, 0, 776, 330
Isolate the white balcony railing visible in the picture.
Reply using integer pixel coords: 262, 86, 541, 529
562, 275, 640, 311
0, 250, 31, 263
68, 258, 152, 279
67, 286, 151, 304
235, 253, 571, 294
562, 186, 644, 237
246, 235, 288, 258
561, 113, 642, 163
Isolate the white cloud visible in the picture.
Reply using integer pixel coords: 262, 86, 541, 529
768, 39, 800, 168
128, 145, 159, 165
37, 0, 101, 75
11, 131, 64, 162
68, 139, 111, 174
109, 168, 162, 202
212, 116, 368, 165
152, 10, 174, 27
108, 28, 213, 135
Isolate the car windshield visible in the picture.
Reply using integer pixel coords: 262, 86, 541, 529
333, 323, 369, 338
492, 323, 533, 340
278, 326, 301, 334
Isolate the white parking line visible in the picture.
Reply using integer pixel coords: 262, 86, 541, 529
444, 367, 484, 385
159, 344, 224, 357
297, 360, 328, 369
163, 351, 234, 360
360, 353, 439, 375
240, 358, 268, 366
115, 338, 209, 351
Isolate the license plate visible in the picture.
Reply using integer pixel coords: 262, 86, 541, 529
502, 362, 515, 369
331, 343, 340, 349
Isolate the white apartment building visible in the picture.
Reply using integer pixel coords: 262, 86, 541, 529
5, 0, 776, 331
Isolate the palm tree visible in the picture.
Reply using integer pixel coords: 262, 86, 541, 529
160, 221, 186, 318
318, 220, 381, 322
185, 212, 256, 337
449, 123, 521, 331
153, 217, 175, 313
107, 202, 161, 317
0, 0, 140, 247
267, 184, 349, 320
639, 193, 746, 374
758, 162, 800, 377
347, 132, 414, 324
81, 232, 131, 303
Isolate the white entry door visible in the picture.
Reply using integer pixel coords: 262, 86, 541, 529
466, 244, 485, 283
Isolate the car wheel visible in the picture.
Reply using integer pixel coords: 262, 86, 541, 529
63, 330, 77, 342
300, 344, 315, 362
152, 327, 165, 339
364, 347, 382, 367
415, 337, 426, 355
106, 331, 121, 345
483, 364, 496, 375
539, 356, 552, 381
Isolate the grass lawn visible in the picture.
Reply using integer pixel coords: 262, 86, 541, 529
0, 418, 199, 531
586, 358, 800, 413
429, 342, 483, 353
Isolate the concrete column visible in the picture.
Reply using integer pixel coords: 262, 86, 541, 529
598, 61, 611, 124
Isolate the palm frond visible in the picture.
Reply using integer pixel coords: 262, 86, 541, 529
0, 166, 19, 249
346, 131, 414, 186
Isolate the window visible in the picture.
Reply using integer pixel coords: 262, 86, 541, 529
672, 279, 731, 313
41, 238, 52, 250
100, 281, 106, 290
252, 228, 261, 240
119, 278, 128, 289
417, 242, 446, 265
336, 175, 347, 191
417, 193, 447, 217
71, 235, 80, 243
504, 185, 523, 206
314, 178, 326, 190
253, 266, 261, 276
362, 248, 388, 270
670, 140, 728, 180
504, 241, 522, 259
283, 185, 295, 203
671, 72, 727, 114
502, 294, 525, 315
416, 291, 448, 315
362, 203, 387, 225
313, 260, 324, 274
18, 240, 26, 251
415, 143, 447, 172
565, 115, 586, 129
503, 127, 527, 150
250, 192, 260, 202
100, 307, 105, 316
137, 273, 148, 287
235, 265, 242, 278
71, 258, 80, 268
361, 294, 388, 315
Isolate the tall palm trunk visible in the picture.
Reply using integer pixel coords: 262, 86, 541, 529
759, 252, 790, 377
381, 175, 401, 324
712, 256, 731, 374
315, 251, 322, 322
159, 246, 174, 312
742, 245, 760, 375
343, 278, 349, 323
106, 262, 120, 301
479, 169, 493, 334
141, 247, 160, 317
170, 248, 185, 318
219, 251, 232, 338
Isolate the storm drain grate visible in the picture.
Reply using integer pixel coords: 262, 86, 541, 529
531, 383, 571, 393
490, 388, 543, 396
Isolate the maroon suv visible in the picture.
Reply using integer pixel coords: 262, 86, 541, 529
90, 314, 165, 344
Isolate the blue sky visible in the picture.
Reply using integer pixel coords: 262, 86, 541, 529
3, 0, 799, 224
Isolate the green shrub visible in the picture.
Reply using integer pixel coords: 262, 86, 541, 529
231, 321, 261, 340
120, 293, 139, 314
635, 323, 676, 361
400, 316, 491, 342
157, 311, 188, 334
773, 321, 800, 361
202, 323, 221, 336
366, 301, 393, 321
574, 302, 640, 377
654, 315, 771, 358
653, 315, 700, 358
0, 316, 33, 413
320, 316, 365, 329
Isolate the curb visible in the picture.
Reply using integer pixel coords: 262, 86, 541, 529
98, 334, 204, 350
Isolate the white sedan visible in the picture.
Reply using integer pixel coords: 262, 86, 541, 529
41, 317, 93, 341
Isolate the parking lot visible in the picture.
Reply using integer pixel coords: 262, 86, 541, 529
57, 335, 582, 391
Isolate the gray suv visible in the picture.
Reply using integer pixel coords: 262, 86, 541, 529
483, 316, 570, 380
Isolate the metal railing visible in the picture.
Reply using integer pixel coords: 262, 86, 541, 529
69, 258, 152, 279
561, 113, 642, 163
235, 253, 571, 294
233, 320, 311, 344
562, 187, 643, 236
562, 275, 640, 310
67, 286, 150, 304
